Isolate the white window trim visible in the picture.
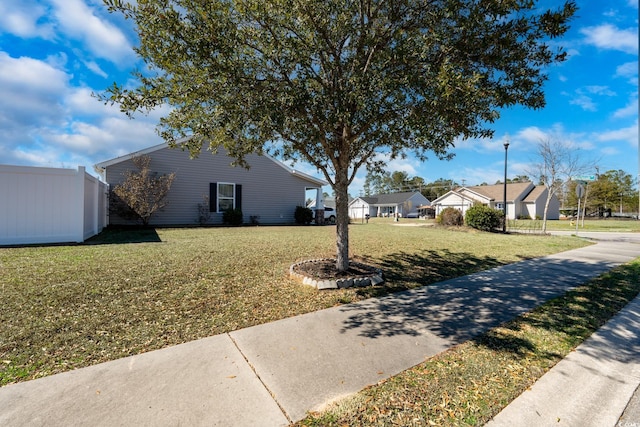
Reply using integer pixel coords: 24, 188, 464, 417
217, 182, 236, 213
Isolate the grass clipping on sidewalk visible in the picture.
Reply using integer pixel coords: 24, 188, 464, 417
298, 259, 640, 427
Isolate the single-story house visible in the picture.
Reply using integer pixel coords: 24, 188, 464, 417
431, 182, 560, 220
348, 191, 430, 219
94, 141, 327, 226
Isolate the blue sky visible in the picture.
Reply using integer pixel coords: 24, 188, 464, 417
0, 0, 637, 197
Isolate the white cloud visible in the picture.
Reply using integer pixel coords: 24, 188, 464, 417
600, 146, 620, 156
512, 125, 593, 152
565, 86, 618, 112
0, 52, 69, 127
0, 52, 68, 94
0, 51, 164, 168
50, 0, 134, 65
84, 60, 108, 78
616, 62, 638, 78
585, 86, 616, 96
516, 126, 549, 144
386, 157, 420, 176
459, 166, 503, 186
596, 121, 639, 146
581, 24, 639, 54
449, 134, 499, 153
615, 61, 639, 85
612, 97, 639, 119
64, 86, 123, 117
0, 0, 54, 39
46, 52, 69, 69
569, 95, 597, 111
566, 48, 580, 59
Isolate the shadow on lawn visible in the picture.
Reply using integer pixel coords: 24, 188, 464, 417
472, 261, 640, 365
339, 249, 628, 346
356, 249, 505, 297
84, 227, 162, 245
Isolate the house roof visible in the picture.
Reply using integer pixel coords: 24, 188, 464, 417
431, 190, 477, 205
94, 139, 328, 187
353, 191, 425, 206
464, 182, 533, 202
522, 185, 546, 203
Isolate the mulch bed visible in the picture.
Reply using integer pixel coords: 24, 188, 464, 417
292, 259, 379, 280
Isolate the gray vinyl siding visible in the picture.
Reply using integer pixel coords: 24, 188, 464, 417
104, 146, 317, 225
405, 193, 430, 213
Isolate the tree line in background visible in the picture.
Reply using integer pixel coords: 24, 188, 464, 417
563, 170, 638, 217
363, 167, 639, 217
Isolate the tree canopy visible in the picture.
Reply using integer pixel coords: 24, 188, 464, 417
102, 0, 577, 271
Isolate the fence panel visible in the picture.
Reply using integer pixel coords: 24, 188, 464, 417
0, 165, 107, 245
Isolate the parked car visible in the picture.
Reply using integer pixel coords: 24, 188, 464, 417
310, 207, 336, 223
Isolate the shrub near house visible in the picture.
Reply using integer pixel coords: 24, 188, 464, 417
465, 204, 503, 231
295, 206, 314, 225
437, 207, 464, 226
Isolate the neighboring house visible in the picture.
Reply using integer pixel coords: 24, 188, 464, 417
521, 185, 560, 220
94, 142, 327, 226
431, 182, 560, 220
348, 191, 430, 219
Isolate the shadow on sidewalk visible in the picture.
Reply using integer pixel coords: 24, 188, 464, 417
339, 253, 621, 344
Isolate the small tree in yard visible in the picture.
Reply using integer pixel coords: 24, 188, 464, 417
102, 0, 576, 272
112, 155, 176, 226
525, 137, 593, 233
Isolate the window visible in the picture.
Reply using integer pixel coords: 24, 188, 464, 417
495, 202, 504, 210
218, 183, 235, 211
210, 182, 242, 212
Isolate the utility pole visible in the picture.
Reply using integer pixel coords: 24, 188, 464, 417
502, 138, 510, 232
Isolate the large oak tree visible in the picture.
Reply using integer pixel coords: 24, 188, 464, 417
102, 0, 576, 271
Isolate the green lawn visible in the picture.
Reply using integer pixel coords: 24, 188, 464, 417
298, 260, 640, 426
509, 218, 640, 233
1, 224, 588, 386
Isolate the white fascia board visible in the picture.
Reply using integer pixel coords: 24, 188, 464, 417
261, 152, 328, 187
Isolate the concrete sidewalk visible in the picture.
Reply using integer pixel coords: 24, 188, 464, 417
487, 293, 640, 427
1, 233, 639, 426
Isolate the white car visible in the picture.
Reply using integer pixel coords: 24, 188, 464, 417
310, 207, 336, 223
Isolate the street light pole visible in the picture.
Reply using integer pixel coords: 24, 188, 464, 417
503, 139, 510, 232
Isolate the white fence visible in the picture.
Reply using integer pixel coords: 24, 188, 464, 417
0, 165, 108, 245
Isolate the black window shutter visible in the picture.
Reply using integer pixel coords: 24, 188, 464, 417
210, 183, 217, 212
235, 184, 242, 211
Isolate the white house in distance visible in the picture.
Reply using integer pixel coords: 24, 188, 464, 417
95, 141, 327, 226
431, 182, 560, 220
348, 191, 430, 219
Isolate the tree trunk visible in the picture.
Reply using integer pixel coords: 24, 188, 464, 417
334, 167, 350, 272
542, 193, 551, 233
